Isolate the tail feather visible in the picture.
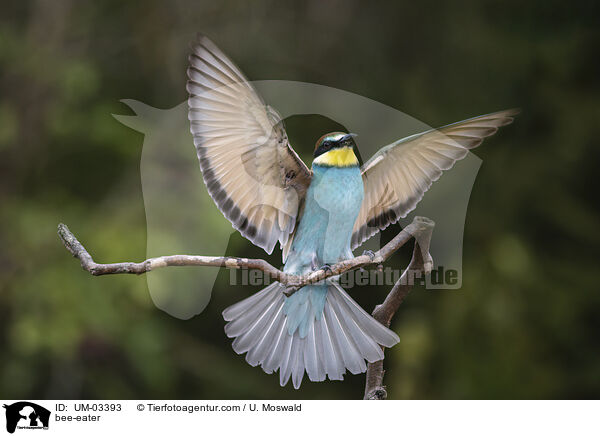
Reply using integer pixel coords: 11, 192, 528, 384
279, 331, 297, 386
287, 299, 309, 337
304, 322, 325, 382
290, 337, 305, 388
332, 283, 399, 348
329, 290, 384, 363
246, 304, 285, 367
232, 294, 282, 354
315, 312, 344, 380
262, 314, 288, 373
230, 295, 280, 351
224, 285, 281, 337
222, 281, 400, 389
223, 283, 274, 321
324, 300, 367, 374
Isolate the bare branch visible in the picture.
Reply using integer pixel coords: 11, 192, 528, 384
57, 216, 433, 292
57, 223, 287, 279
58, 216, 435, 400
363, 217, 435, 400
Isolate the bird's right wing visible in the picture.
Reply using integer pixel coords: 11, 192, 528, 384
351, 109, 519, 249
187, 35, 311, 255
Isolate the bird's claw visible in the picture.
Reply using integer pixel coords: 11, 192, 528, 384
362, 250, 376, 261
283, 287, 297, 297
320, 264, 332, 273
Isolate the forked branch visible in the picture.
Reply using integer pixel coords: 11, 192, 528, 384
57, 215, 435, 399
363, 234, 434, 400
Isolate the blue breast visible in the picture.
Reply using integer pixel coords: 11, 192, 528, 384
281, 163, 363, 337
285, 163, 364, 274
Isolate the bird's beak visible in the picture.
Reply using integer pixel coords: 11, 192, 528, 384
340, 133, 357, 142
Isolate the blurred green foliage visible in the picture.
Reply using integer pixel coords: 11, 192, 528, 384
0, 0, 598, 399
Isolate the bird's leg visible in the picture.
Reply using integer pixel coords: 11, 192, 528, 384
310, 253, 319, 271
311, 252, 332, 273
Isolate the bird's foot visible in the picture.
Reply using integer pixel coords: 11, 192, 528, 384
283, 286, 300, 297
362, 250, 376, 261
320, 264, 332, 273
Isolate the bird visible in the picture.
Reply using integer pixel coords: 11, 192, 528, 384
186, 34, 518, 389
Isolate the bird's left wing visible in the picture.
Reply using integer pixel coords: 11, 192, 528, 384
351, 109, 519, 249
187, 35, 311, 255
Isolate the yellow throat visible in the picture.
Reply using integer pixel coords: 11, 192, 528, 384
313, 146, 358, 167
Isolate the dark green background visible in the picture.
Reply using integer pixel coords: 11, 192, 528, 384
1, 0, 598, 399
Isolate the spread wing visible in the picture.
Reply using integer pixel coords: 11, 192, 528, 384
351, 109, 519, 249
187, 34, 311, 255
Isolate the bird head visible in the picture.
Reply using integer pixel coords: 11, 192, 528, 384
312, 132, 359, 167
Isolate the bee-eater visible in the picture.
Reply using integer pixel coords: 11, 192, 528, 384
187, 34, 518, 389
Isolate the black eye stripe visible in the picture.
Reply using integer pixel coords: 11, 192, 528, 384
313, 134, 355, 158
